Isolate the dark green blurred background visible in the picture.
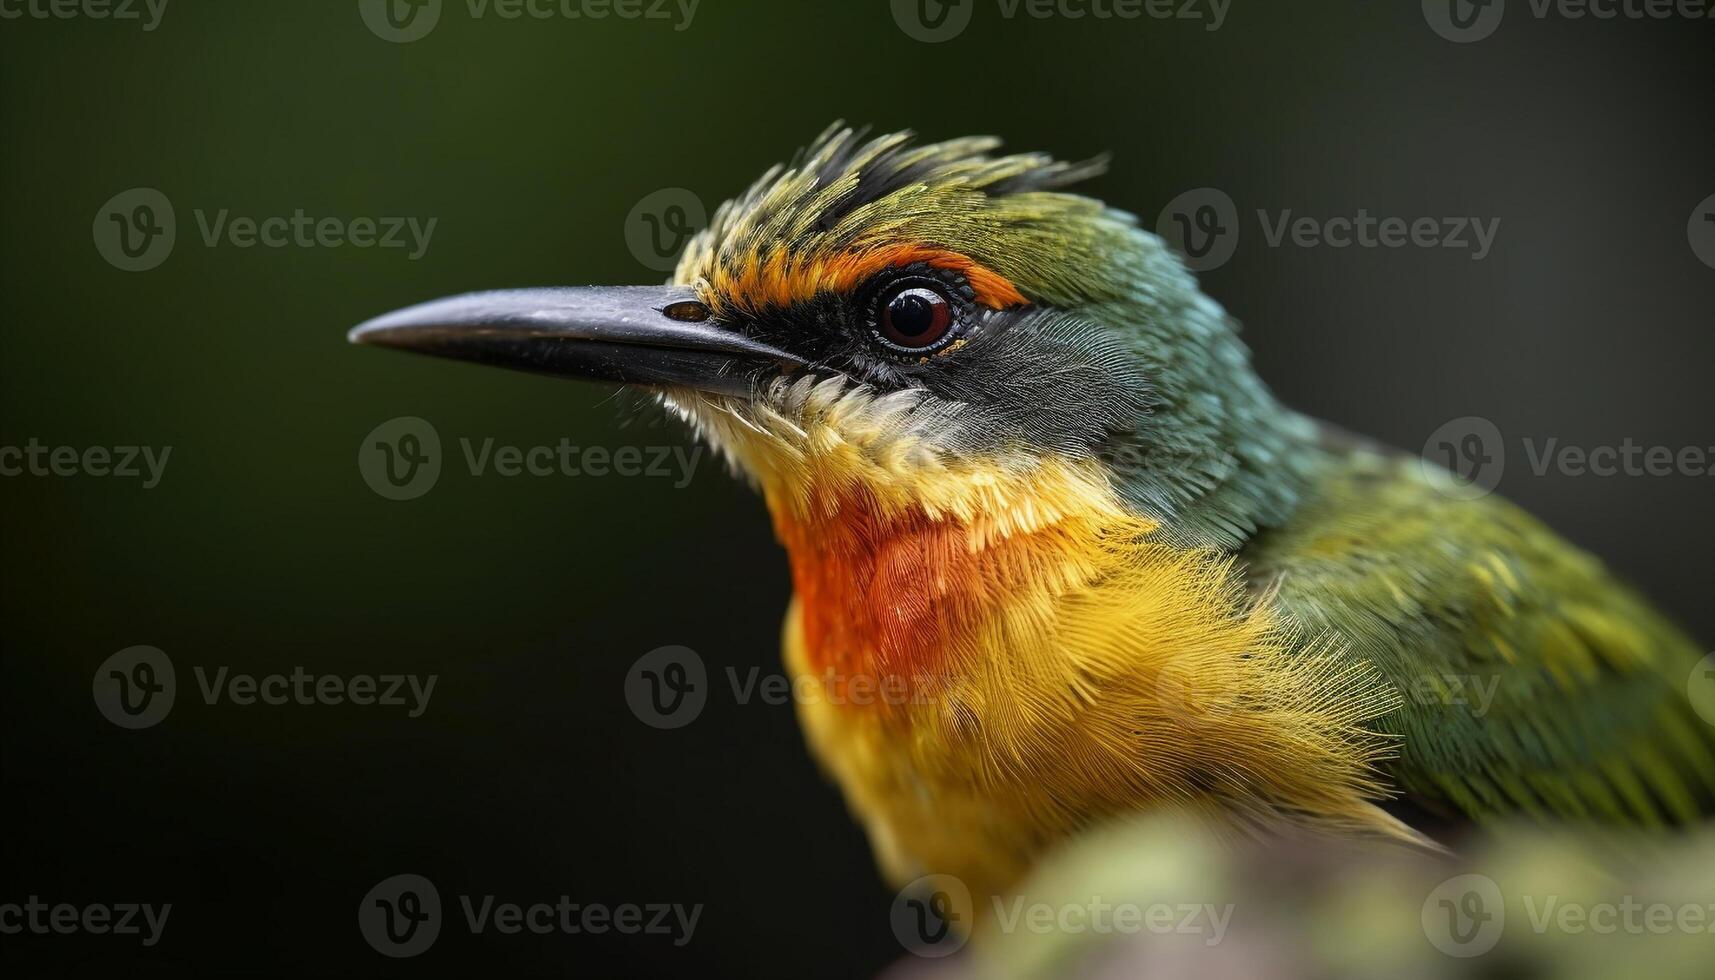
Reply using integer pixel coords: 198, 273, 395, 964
2, 1, 1711, 976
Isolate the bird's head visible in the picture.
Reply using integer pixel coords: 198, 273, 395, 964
352, 126, 1313, 549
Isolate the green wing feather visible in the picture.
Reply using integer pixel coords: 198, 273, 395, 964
1246, 445, 1715, 827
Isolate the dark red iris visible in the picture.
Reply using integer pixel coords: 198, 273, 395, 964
877, 284, 954, 350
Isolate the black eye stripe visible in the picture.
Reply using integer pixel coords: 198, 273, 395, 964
699, 263, 976, 373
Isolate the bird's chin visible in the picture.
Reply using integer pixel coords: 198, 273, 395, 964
659, 367, 861, 421
657, 387, 761, 433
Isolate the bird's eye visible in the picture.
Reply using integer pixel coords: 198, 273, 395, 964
875, 283, 955, 352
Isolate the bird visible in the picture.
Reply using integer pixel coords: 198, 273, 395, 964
349, 124, 1715, 919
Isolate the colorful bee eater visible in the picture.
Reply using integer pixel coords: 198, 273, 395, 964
350, 126, 1715, 909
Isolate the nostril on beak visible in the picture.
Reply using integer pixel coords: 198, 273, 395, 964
661, 300, 710, 323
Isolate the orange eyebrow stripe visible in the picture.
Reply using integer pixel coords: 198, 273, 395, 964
714, 244, 1029, 313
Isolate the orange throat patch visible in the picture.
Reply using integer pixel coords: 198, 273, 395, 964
771, 482, 1098, 696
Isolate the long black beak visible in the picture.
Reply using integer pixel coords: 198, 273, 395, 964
348, 286, 802, 394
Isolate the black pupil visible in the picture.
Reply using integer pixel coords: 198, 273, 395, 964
889, 291, 939, 338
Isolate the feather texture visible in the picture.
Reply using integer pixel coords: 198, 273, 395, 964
654, 126, 1713, 914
